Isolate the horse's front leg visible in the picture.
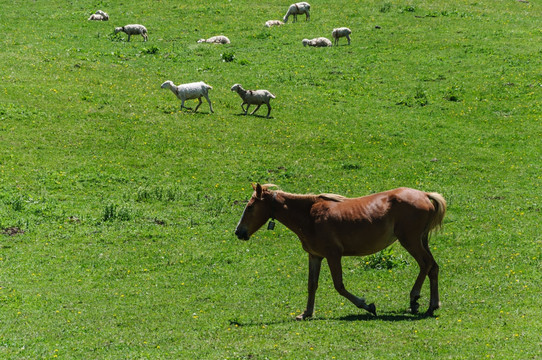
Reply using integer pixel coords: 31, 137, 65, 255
296, 254, 322, 320
327, 255, 376, 316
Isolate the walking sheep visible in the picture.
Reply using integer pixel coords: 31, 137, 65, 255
230, 84, 275, 118
332, 27, 352, 45
197, 35, 231, 44
88, 10, 109, 21
114, 24, 148, 42
161, 80, 214, 113
283, 2, 311, 23
265, 20, 284, 27
302, 37, 332, 47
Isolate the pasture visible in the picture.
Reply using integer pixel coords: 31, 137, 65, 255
1, 0, 540, 358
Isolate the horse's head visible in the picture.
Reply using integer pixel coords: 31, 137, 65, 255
235, 183, 277, 240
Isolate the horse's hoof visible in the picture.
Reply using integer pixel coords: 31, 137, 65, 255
409, 303, 420, 315
424, 308, 437, 317
296, 313, 312, 321
367, 303, 377, 316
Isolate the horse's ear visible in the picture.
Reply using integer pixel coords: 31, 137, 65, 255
254, 183, 263, 199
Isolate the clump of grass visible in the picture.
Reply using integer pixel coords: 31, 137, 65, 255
414, 86, 429, 106
363, 247, 409, 269
396, 86, 429, 107
135, 185, 185, 202
341, 163, 362, 170
445, 85, 463, 102
10, 196, 24, 212
102, 203, 134, 222
379, 2, 392, 13
221, 52, 235, 62
141, 45, 159, 55
402, 5, 416, 12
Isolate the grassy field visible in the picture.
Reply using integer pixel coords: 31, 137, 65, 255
1, 0, 541, 358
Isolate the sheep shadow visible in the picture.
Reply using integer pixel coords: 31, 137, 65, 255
233, 113, 273, 119
176, 107, 213, 115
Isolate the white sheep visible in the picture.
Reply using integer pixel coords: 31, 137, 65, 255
161, 80, 214, 113
283, 2, 311, 23
265, 20, 284, 27
302, 37, 332, 47
114, 24, 148, 42
230, 84, 276, 118
197, 35, 230, 44
332, 27, 352, 46
88, 10, 109, 21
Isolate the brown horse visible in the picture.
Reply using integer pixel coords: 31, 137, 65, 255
235, 183, 446, 320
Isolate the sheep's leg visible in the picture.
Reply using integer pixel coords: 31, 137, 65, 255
244, 104, 250, 115
204, 95, 214, 113
194, 97, 203, 112
180, 99, 191, 111
265, 103, 272, 118
346, 35, 351, 45
143, 33, 148, 42
250, 105, 261, 115
127, 34, 131, 42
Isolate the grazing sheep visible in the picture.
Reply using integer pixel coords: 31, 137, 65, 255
283, 2, 311, 23
88, 10, 109, 21
197, 35, 230, 44
114, 24, 148, 42
265, 20, 284, 27
302, 37, 332, 47
332, 27, 352, 45
230, 84, 276, 118
161, 80, 214, 113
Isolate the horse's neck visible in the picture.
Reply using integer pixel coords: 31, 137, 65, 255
273, 192, 316, 237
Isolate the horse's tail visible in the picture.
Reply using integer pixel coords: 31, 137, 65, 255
426, 192, 446, 232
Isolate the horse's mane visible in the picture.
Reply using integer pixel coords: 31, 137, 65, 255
261, 184, 346, 202
318, 193, 347, 202
261, 183, 280, 190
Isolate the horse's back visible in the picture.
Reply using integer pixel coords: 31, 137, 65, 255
313, 187, 438, 234
307, 188, 443, 256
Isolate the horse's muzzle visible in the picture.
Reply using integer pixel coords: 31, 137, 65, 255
235, 227, 250, 241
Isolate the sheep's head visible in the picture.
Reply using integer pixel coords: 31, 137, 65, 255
302, 39, 309, 47
114, 27, 123, 34
161, 81, 174, 90
197, 39, 206, 43
230, 84, 243, 92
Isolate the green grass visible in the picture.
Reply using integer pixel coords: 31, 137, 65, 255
1, 0, 541, 358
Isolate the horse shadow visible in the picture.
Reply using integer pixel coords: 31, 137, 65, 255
230, 311, 433, 327
333, 311, 432, 322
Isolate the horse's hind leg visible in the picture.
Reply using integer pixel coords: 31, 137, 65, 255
400, 234, 438, 315
327, 255, 376, 315
422, 233, 440, 315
